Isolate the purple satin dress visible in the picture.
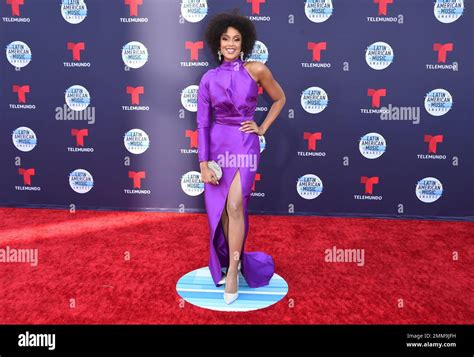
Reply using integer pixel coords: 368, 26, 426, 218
196, 57, 275, 288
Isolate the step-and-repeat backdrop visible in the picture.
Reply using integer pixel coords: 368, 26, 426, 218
1, 0, 472, 220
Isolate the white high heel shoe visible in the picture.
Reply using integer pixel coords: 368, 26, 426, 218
223, 273, 239, 305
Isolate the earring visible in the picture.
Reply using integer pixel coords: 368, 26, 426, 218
240, 51, 244, 61
218, 50, 222, 62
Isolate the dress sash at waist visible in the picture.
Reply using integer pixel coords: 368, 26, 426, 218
214, 115, 254, 126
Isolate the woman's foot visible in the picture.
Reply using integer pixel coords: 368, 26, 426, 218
223, 267, 239, 304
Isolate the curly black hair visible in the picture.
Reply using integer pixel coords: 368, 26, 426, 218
204, 9, 257, 64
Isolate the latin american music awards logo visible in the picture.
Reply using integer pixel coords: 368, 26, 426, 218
297, 174, 323, 200
122, 41, 148, 69
6, 41, 32, 68
181, 85, 198, 112
247, 40, 269, 64
416, 177, 443, 203
181, 171, 204, 196
61, 0, 87, 25
3, 0, 31, 22
366, 42, 394, 70
65, 85, 91, 111
359, 132, 386, 159
434, 0, 464, 23
424, 88, 453, 116
259, 135, 266, 153
124, 128, 150, 154
69, 169, 94, 194
301, 86, 329, 114
180, 0, 207, 23
305, 0, 333, 23
12, 126, 37, 152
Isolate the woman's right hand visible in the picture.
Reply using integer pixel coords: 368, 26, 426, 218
200, 164, 219, 185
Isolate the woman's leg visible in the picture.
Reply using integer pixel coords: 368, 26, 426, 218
224, 168, 245, 294
220, 200, 229, 244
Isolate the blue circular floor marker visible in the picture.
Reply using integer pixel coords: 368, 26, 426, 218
176, 267, 288, 312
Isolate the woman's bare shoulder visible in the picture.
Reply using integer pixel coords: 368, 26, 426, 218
243, 60, 269, 81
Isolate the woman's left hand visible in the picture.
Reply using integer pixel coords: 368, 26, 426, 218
240, 121, 265, 136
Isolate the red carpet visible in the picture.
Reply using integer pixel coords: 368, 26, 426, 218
0, 207, 472, 324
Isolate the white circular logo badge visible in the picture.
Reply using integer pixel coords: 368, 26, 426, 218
69, 169, 94, 194
359, 132, 386, 159
6, 41, 32, 68
124, 128, 150, 154
259, 135, 266, 153
366, 42, 394, 70
301, 86, 329, 114
12, 126, 37, 152
305, 0, 333, 23
65, 85, 90, 111
181, 0, 208, 23
416, 177, 443, 203
297, 174, 323, 200
247, 40, 269, 64
424, 88, 453, 116
122, 41, 149, 69
181, 171, 204, 196
181, 85, 198, 112
434, 0, 464, 23
61, 0, 87, 24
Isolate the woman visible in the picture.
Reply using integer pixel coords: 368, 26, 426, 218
197, 11, 286, 305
